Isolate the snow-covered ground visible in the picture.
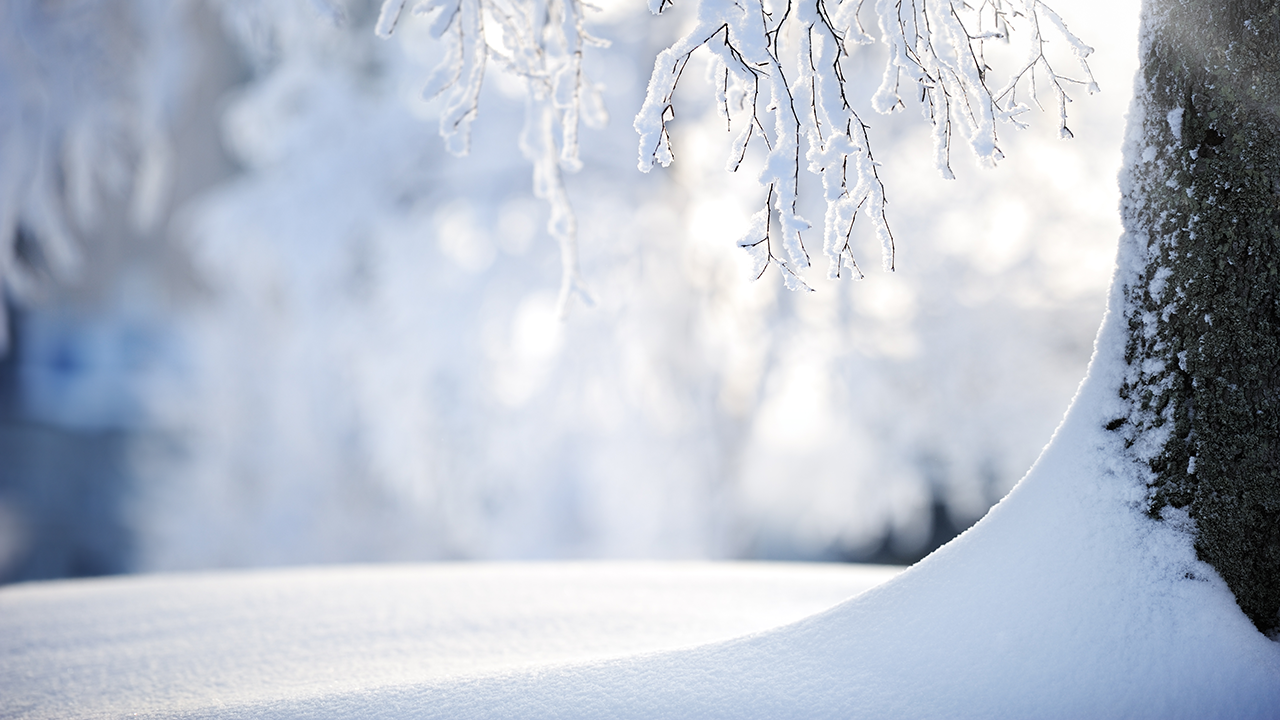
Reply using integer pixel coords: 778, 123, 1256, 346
1, 561, 898, 719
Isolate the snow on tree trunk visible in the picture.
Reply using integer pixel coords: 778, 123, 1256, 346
1115, 0, 1280, 634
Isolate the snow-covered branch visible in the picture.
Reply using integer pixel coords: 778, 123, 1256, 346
639, 0, 1095, 287
988, 0, 1100, 140
0, 0, 1098, 318
377, 0, 608, 313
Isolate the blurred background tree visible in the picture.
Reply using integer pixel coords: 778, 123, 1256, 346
0, 0, 1137, 582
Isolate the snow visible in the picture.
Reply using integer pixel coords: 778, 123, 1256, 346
1166, 107, 1185, 142
0, 562, 898, 719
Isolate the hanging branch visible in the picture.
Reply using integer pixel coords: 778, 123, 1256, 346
377, 0, 609, 314
988, 0, 1100, 139
379, 0, 1095, 292
639, 0, 1095, 288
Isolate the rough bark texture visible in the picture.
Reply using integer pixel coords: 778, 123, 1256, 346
1117, 0, 1280, 634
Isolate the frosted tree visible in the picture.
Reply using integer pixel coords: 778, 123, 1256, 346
0, 0, 184, 348
1110, 0, 1280, 634
124, 0, 785, 568
0, 0, 1111, 571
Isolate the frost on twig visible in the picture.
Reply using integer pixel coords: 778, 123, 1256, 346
377, 0, 608, 314
637, 0, 1096, 288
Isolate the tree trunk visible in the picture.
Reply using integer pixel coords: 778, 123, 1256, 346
1117, 0, 1280, 634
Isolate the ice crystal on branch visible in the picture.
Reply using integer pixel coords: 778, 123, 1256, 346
637, 0, 1096, 288
377, 0, 608, 313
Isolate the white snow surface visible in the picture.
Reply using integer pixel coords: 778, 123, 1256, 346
1, 561, 898, 719
6, 284, 1279, 719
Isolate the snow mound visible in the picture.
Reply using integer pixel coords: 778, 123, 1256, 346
338, 288, 1279, 720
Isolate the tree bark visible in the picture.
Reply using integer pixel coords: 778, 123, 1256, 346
1117, 0, 1280, 634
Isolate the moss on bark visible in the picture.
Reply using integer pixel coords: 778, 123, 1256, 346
1118, 0, 1280, 634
